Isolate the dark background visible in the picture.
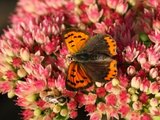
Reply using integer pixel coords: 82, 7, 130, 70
0, 0, 21, 120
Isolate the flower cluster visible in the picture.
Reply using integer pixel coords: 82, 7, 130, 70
0, 0, 160, 120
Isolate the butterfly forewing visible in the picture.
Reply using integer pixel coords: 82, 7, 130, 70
64, 30, 89, 54
66, 62, 92, 90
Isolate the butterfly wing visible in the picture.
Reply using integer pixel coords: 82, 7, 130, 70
66, 61, 92, 91
82, 59, 117, 82
64, 30, 89, 54
80, 34, 117, 56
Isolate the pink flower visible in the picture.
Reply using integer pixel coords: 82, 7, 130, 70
107, 0, 119, 9
20, 48, 30, 61
12, 57, 22, 68
147, 0, 159, 8
149, 68, 158, 79
86, 4, 103, 23
127, 65, 136, 76
85, 104, 96, 113
69, 110, 78, 119
132, 101, 142, 111
97, 102, 106, 113
96, 87, 106, 97
129, 112, 141, 120
119, 74, 129, 87
131, 76, 141, 89
0, 81, 12, 94
139, 92, 149, 104
90, 111, 102, 120
148, 31, 160, 44
116, 2, 128, 15
123, 45, 139, 62
149, 107, 160, 116
83, 0, 95, 5
141, 113, 152, 120
104, 82, 113, 92
84, 93, 97, 105
105, 93, 117, 106
36, 99, 46, 109
55, 74, 65, 91
5, 71, 17, 80
118, 91, 130, 104
118, 104, 130, 117
149, 82, 159, 94
140, 78, 150, 92
22, 109, 34, 120
67, 99, 77, 110
137, 52, 147, 65
147, 45, 160, 66
94, 22, 108, 34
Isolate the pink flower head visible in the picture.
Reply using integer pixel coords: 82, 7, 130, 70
149, 68, 158, 79
128, 112, 141, 120
67, 99, 77, 110
0, 81, 12, 94
131, 76, 141, 89
84, 93, 97, 105
55, 74, 65, 91
153, 20, 160, 31
96, 87, 106, 97
83, 0, 95, 5
116, 2, 128, 15
85, 104, 96, 113
97, 102, 106, 113
90, 111, 102, 120
22, 109, 34, 120
146, 0, 159, 8
105, 93, 117, 106
132, 101, 142, 111
94, 22, 108, 34
127, 65, 136, 76
69, 110, 78, 119
140, 78, 150, 92
107, 0, 119, 9
141, 113, 152, 120
118, 91, 130, 104
137, 52, 147, 65
139, 92, 149, 104
104, 81, 113, 92
123, 45, 139, 62
119, 74, 129, 87
147, 45, 160, 66
118, 104, 130, 117
86, 4, 103, 23
149, 82, 159, 94
148, 31, 160, 44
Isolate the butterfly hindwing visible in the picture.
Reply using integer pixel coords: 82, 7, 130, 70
64, 30, 89, 54
66, 61, 92, 90
82, 59, 117, 82
80, 34, 117, 56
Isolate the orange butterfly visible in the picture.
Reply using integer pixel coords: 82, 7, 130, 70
64, 29, 117, 91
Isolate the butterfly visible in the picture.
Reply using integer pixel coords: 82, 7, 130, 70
45, 95, 68, 106
64, 29, 117, 91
